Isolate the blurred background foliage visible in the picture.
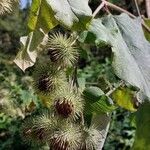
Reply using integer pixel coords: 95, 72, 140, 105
0, 0, 148, 149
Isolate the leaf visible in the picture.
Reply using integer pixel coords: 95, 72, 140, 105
79, 19, 112, 46
27, 0, 57, 32
88, 96, 116, 114
112, 14, 150, 99
111, 87, 137, 111
83, 86, 116, 114
14, 0, 57, 71
45, 0, 92, 30
83, 86, 104, 103
143, 18, 150, 42
132, 101, 150, 150
92, 114, 111, 150
14, 32, 38, 71
84, 13, 150, 99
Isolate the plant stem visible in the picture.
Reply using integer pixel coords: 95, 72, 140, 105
92, 1, 105, 18
106, 81, 125, 96
71, 35, 79, 46
105, 1, 136, 18
133, 0, 141, 17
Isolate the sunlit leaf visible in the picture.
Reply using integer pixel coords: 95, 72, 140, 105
112, 87, 137, 111
27, 0, 57, 32
14, 0, 57, 71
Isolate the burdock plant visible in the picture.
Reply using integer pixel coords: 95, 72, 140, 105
21, 32, 101, 150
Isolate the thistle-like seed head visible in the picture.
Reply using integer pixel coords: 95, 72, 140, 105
54, 89, 84, 120
21, 111, 58, 144
0, 0, 18, 15
80, 125, 101, 150
21, 118, 37, 144
33, 63, 67, 96
49, 123, 82, 150
55, 98, 74, 118
47, 32, 78, 68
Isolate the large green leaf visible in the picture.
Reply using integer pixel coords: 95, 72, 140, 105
132, 101, 150, 150
14, 0, 58, 71
83, 13, 150, 99
83, 86, 116, 114
45, 0, 92, 30
83, 86, 105, 102
112, 14, 150, 99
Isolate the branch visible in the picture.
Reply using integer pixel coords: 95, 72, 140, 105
104, 1, 136, 18
104, 1, 150, 33
106, 81, 125, 96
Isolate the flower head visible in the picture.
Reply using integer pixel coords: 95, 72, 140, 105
33, 63, 67, 96
0, 0, 18, 15
80, 125, 102, 150
47, 32, 78, 68
54, 88, 84, 120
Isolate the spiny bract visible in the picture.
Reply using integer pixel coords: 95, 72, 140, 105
49, 123, 82, 150
21, 111, 59, 144
33, 63, 67, 96
54, 88, 84, 120
47, 32, 78, 68
80, 125, 102, 150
